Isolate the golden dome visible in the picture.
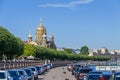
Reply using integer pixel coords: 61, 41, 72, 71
36, 18, 46, 31
29, 41, 38, 45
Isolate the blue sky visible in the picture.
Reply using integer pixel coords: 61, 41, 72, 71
0, 0, 120, 50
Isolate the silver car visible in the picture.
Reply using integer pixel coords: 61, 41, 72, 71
29, 67, 38, 80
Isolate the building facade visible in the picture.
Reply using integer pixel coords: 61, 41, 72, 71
27, 20, 56, 49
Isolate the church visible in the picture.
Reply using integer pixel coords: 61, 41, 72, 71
27, 19, 56, 49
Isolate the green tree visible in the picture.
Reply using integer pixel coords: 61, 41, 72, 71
23, 44, 109, 61
23, 44, 36, 56
80, 46, 89, 55
64, 48, 72, 53
14, 38, 24, 58
0, 26, 23, 60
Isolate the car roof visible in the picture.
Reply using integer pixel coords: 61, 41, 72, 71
89, 71, 112, 75
30, 67, 36, 68
7, 70, 17, 71
0, 70, 6, 72
24, 68, 32, 70
114, 71, 120, 73
79, 68, 92, 70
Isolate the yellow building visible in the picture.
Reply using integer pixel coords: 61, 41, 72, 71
27, 19, 56, 49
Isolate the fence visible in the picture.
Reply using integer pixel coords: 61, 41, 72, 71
0, 60, 73, 70
0, 60, 44, 70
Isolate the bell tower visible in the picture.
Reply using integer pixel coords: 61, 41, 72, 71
42, 34, 47, 47
49, 34, 56, 49
28, 31, 32, 42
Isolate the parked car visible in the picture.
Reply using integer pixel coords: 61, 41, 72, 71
35, 65, 44, 75
17, 69, 28, 80
70, 64, 81, 73
24, 68, 34, 80
43, 64, 47, 72
29, 67, 38, 80
7, 70, 22, 80
72, 67, 81, 75
46, 63, 52, 70
76, 68, 93, 80
0, 70, 10, 80
88, 71, 112, 80
112, 71, 120, 80
67, 64, 73, 71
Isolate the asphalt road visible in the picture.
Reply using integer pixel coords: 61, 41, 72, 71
38, 66, 76, 80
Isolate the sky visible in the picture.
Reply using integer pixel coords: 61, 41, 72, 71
0, 0, 120, 50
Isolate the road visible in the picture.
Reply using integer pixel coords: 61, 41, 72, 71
38, 66, 76, 80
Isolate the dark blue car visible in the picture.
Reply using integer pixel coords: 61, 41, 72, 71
24, 68, 34, 80
7, 70, 21, 80
88, 71, 112, 80
112, 71, 120, 80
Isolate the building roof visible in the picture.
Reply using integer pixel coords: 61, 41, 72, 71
37, 18, 45, 29
29, 41, 38, 45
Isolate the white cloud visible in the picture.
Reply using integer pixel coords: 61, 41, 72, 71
39, 0, 94, 8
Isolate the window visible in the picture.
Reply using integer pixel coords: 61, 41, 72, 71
0, 72, 5, 79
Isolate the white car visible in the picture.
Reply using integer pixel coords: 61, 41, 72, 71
0, 70, 19, 80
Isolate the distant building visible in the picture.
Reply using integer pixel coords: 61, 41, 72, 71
100, 47, 108, 54
89, 49, 99, 54
88, 48, 120, 60
109, 50, 116, 55
57, 47, 65, 51
115, 50, 120, 55
27, 19, 56, 49
71, 49, 80, 54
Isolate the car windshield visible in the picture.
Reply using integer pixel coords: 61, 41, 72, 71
74, 65, 81, 67
89, 71, 102, 74
88, 75, 100, 79
0, 72, 6, 79
31, 68, 35, 71
36, 66, 40, 70
115, 73, 120, 80
74, 67, 80, 71
25, 69, 32, 75
80, 69, 92, 73
116, 73, 120, 76
18, 71, 24, 75
8, 71, 19, 77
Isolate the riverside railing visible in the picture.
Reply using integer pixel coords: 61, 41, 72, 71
0, 60, 44, 70
0, 60, 73, 70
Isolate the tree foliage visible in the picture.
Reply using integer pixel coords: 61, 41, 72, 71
0, 26, 24, 60
80, 46, 89, 55
64, 48, 72, 53
23, 44, 109, 61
